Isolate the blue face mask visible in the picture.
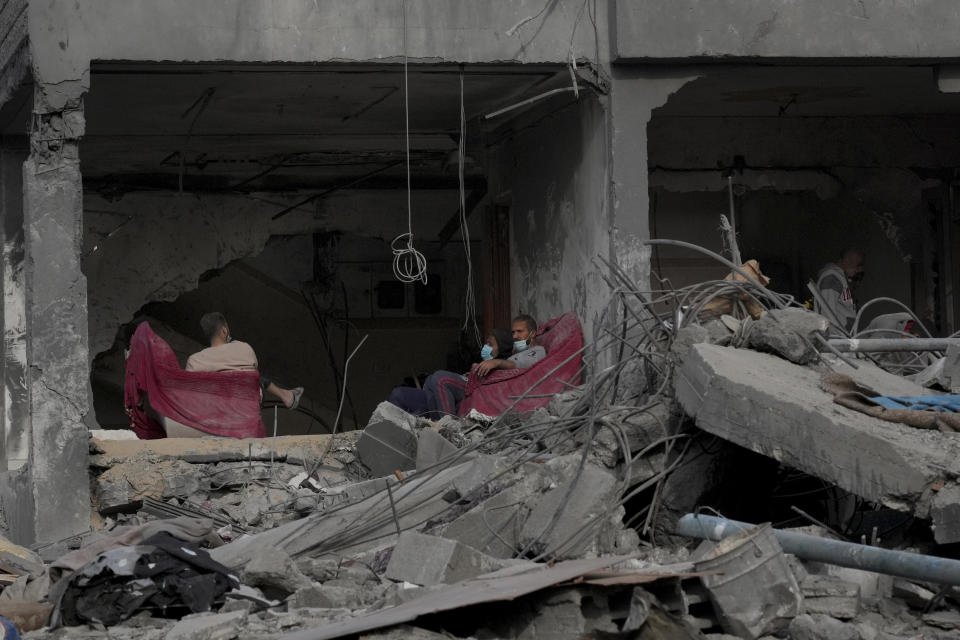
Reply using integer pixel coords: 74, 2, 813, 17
480, 344, 494, 361
513, 339, 529, 353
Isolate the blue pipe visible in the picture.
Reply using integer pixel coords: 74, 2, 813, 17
676, 513, 960, 587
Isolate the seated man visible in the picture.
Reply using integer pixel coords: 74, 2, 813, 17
187, 312, 303, 410
474, 314, 547, 377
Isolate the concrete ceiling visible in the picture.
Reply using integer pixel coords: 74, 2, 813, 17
655, 66, 960, 117
3, 63, 571, 193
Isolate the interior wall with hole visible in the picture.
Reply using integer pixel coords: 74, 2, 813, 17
646, 66, 960, 335
77, 63, 597, 432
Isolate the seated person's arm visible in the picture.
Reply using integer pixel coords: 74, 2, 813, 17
474, 347, 546, 377
475, 357, 516, 377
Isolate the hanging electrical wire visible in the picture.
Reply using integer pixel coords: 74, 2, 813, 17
458, 71, 483, 347
392, 0, 428, 285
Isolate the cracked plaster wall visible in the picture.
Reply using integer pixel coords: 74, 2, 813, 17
497, 95, 610, 339
83, 189, 462, 359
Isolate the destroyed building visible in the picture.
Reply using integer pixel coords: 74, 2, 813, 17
1, 1, 960, 638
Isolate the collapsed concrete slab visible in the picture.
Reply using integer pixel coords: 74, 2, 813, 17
676, 344, 960, 540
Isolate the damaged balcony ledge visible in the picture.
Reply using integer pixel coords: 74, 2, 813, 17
676, 342, 960, 542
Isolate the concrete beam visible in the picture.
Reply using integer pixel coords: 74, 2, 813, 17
614, 0, 960, 62
676, 343, 960, 525
29, 0, 609, 111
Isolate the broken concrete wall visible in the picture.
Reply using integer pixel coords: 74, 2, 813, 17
83, 189, 465, 358
608, 69, 700, 311
494, 95, 610, 337
613, 0, 960, 61
21, 94, 91, 544
84, 188, 480, 428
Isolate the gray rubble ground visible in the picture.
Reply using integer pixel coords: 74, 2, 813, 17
37, 336, 960, 640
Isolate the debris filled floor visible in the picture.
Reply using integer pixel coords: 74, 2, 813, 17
10, 257, 960, 639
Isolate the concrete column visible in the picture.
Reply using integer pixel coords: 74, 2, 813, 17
608, 69, 700, 286
21, 95, 90, 544
1, 143, 28, 472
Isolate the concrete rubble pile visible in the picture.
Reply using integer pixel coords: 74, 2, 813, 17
10, 250, 960, 639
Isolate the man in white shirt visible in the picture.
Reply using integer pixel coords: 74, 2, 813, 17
814, 248, 865, 336
186, 312, 303, 409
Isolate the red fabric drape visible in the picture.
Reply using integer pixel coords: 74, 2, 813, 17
124, 323, 266, 439
458, 313, 584, 417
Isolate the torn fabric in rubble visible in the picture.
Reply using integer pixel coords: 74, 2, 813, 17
822, 373, 960, 432
51, 532, 240, 627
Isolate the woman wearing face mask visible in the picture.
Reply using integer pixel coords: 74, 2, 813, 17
388, 328, 513, 417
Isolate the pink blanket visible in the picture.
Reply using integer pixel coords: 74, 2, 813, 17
458, 313, 584, 417
124, 323, 266, 439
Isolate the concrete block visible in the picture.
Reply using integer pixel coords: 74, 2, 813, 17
788, 614, 860, 640
546, 386, 584, 417
892, 579, 935, 609
166, 610, 248, 640
289, 585, 334, 609
801, 575, 860, 619
384, 531, 506, 586
358, 419, 417, 478
440, 486, 525, 558
415, 428, 458, 470
931, 484, 960, 544
823, 565, 892, 600
519, 464, 618, 559
747, 308, 828, 365
451, 454, 509, 499
923, 610, 960, 630
367, 401, 416, 431
242, 547, 312, 597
